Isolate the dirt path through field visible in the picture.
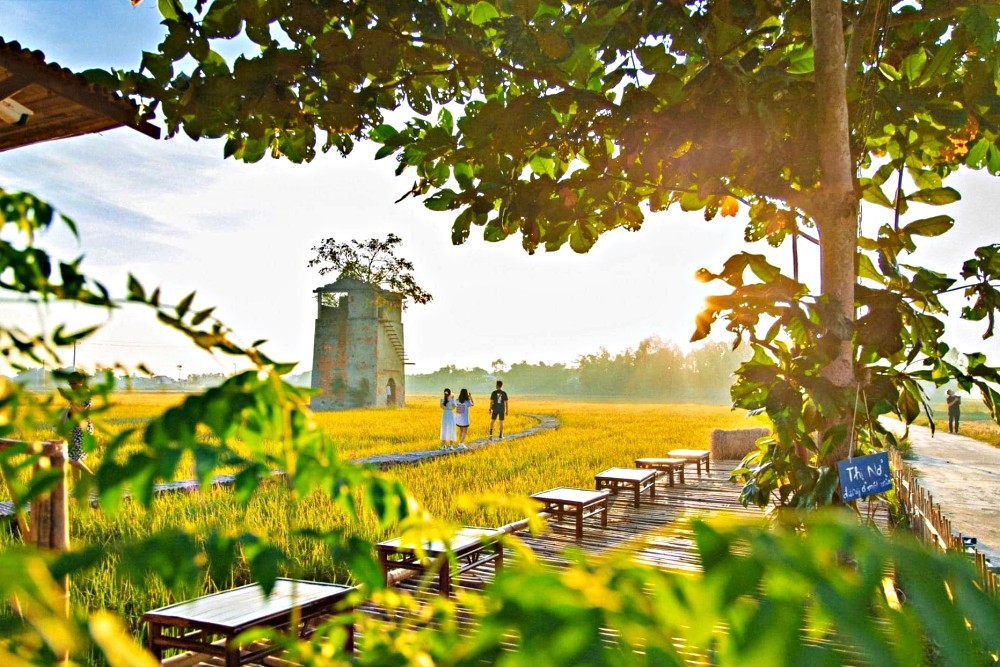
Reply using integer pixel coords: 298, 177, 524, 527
883, 419, 1000, 566
353, 413, 559, 468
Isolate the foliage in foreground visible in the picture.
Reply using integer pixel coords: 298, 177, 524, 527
3, 510, 999, 666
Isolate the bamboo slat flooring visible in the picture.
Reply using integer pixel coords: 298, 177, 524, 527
151, 461, 887, 665
350, 463, 761, 665
381, 460, 758, 594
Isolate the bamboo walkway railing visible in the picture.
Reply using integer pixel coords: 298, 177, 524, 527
890, 449, 998, 596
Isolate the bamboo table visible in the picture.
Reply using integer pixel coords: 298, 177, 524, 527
634, 457, 687, 486
377, 527, 504, 597
667, 449, 712, 476
144, 578, 355, 666
594, 467, 657, 507
531, 487, 609, 540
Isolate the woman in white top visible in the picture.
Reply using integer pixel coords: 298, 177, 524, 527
454, 388, 474, 447
440, 388, 456, 448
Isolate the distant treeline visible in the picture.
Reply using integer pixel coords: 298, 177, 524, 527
408, 338, 749, 403
6, 338, 747, 402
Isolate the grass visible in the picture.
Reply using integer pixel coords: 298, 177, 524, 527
917, 403, 1000, 448
1, 392, 537, 500
5, 396, 754, 637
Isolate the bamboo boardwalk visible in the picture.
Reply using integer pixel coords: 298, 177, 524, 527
353, 462, 763, 663
159, 462, 761, 666
159, 461, 888, 666
388, 460, 758, 589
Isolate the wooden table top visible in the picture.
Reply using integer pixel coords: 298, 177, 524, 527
531, 487, 609, 504
595, 467, 656, 481
143, 578, 354, 633
668, 449, 710, 458
635, 457, 686, 465
377, 527, 503, 556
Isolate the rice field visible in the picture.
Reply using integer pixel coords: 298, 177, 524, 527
3, 393, 756, 645
919, 403, 1000, 448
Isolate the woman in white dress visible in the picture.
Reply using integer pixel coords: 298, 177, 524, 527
454, 388, 474, 447
440, 388, 456, 448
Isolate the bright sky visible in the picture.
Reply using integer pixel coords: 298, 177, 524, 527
0, 1, 996, 379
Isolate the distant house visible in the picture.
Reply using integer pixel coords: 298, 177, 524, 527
310, 276, 406, 410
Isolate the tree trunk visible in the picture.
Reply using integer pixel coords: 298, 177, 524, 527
812, 0, 859, 462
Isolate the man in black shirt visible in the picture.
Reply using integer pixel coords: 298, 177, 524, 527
946, 389, 961, 433
489, 380, 509, 440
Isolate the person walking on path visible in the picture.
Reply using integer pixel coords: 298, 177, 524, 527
489, 380, 509, 440
440, 388, 456, 449
946, 389, 961, 433
454, 388, 474, 448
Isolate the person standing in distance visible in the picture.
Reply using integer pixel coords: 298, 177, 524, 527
946, 389, 961, 434
440, 388, 456, 449
489, 380, 509, 440
454, 388, 474, 448
60, 370, 94, 482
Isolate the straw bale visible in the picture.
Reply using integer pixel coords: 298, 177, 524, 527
710, 427, 770, 460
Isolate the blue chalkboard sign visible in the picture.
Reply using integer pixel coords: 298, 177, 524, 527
837, 451, 892, 502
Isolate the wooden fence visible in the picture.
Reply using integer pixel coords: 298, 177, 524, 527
890, 449, 998, 596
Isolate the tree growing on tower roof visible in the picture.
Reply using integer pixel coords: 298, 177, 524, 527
308, 233, 433, 308
115, 0, 1000, 509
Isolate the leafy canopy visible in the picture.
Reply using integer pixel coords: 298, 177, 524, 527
309, 232, 432, 306
114, 0, 1000, 508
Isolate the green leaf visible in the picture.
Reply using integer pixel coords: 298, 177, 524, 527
127, 274, 146, 302
878, 61, 901, 81
452, 209, 473, 245
469, 1, 500, 26
175, 291, 196, 318
907, 187, 960, 205
860, 180, 894, 209
454, 162, 474, 189
248, 545, 283, 595
901, 49, 927, 83
202, 0, 242, 39
425, 189, 458, 211
858, 254, 886, 284
902, 215, 953, 237
785, 45, 814, 74
370, 124, 399, 142
158, 0, 182, 22
190, 307, 215, 326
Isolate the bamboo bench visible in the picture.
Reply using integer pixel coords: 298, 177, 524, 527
144, 578, 355, 666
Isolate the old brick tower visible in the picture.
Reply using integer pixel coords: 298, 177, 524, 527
309, 276, 406, 410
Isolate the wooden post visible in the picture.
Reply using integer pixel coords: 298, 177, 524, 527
0, 438, 71, 620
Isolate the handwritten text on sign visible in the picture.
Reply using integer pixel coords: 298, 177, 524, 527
837, 451, 892, 502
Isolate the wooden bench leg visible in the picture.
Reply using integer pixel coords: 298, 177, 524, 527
378, 551, 391, 588
439, 560, 452, 597
344, 612, 355, 655
147, 623, 163, 662
225, 635, 240, 667
575, 508, 584, 541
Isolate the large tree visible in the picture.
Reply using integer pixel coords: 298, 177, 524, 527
112, 0, 1000, 507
